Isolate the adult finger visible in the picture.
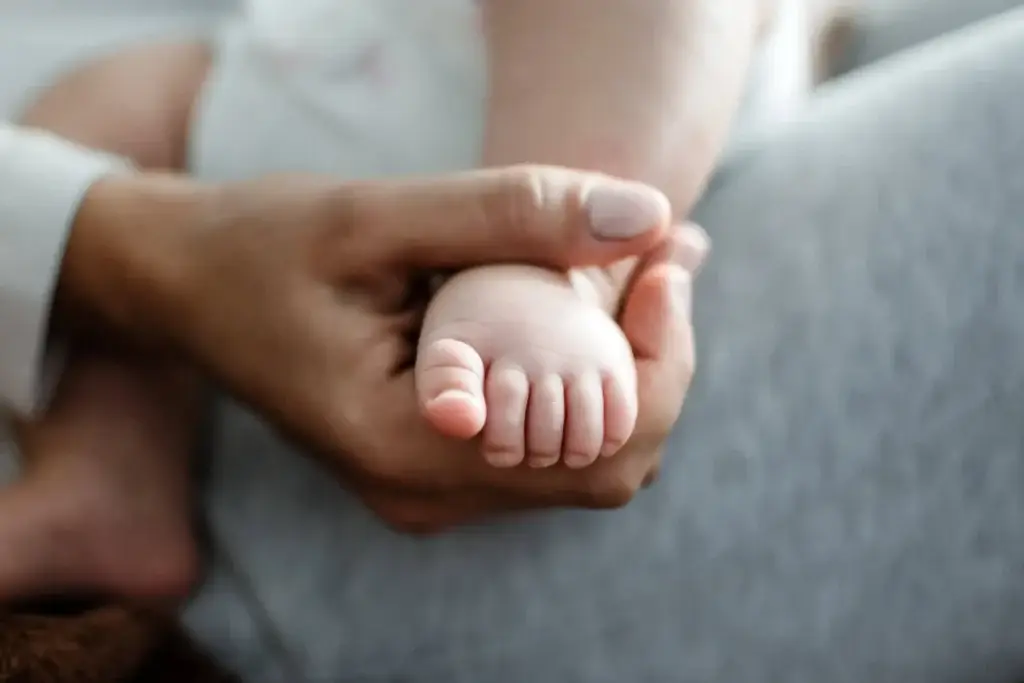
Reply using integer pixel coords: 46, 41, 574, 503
620, 223, 709, 432
357, 487, 532, 534
363, 374, 663, 510
339, 166, 671, 273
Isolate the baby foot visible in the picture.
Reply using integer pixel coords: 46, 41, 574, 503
416, 264, 637, 469
0, 360, 199, 602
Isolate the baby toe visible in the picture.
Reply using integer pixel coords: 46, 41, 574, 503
563, 372, 605, 469
600, 372, 638, 458
416, 338, 486, 439
526, 374, 566, 468
482, 363, 530, 468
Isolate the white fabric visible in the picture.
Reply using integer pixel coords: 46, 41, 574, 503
193, 0, 486, 183
0, 126, 134, 417
193, 0, 805, 184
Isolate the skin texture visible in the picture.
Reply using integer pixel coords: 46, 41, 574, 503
412, 0, 761, 469
2, 43, 702, 603
93, 169, 704, 535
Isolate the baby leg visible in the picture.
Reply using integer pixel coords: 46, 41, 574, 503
20, 41, 210, 170
416, 265, 638, 470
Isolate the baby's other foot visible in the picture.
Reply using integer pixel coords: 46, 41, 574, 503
0, 360, 199, 603
416, 265, 637, 469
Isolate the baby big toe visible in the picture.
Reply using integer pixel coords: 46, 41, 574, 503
482, 364, 530, 468
416, 338, 486, 440
563, 372, 605, 469
525, 374, 566, 469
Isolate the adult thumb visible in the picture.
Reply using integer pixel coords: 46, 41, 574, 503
343, 165, 671, 272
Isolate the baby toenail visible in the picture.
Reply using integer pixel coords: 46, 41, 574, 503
564, 453, 592, 469
487, 451, 521, 468
428, 389, 474, 406
600, 442, 623, 458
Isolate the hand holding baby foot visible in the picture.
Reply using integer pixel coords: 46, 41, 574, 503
417, 264, 638, 469
361, 222, 709, 533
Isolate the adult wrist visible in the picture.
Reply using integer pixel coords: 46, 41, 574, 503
57, 173, 207, 351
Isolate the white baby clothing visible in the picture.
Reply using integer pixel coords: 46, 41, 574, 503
191, 0, 807, 182
192, 0, 487, 182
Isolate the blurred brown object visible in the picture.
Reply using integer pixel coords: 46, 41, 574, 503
0, 602, 235, 683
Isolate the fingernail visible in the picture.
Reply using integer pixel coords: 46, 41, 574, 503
564, 453, 593, 469
487, 451, 522, 468
586, 182, 670, 240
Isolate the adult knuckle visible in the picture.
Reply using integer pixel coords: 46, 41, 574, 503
487, 165, 550, 231
584, 468, 640, 509
310, 182, 366, 262
316, 177, 358, 225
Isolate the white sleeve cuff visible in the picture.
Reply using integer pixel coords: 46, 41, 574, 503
0, 126, 135, 418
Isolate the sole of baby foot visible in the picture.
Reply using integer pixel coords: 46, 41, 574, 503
0, 474, 199, 603
418, 338, 487, 440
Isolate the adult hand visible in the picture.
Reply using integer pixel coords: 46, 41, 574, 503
59, 165, 671, 474
354, 222, 709, 532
